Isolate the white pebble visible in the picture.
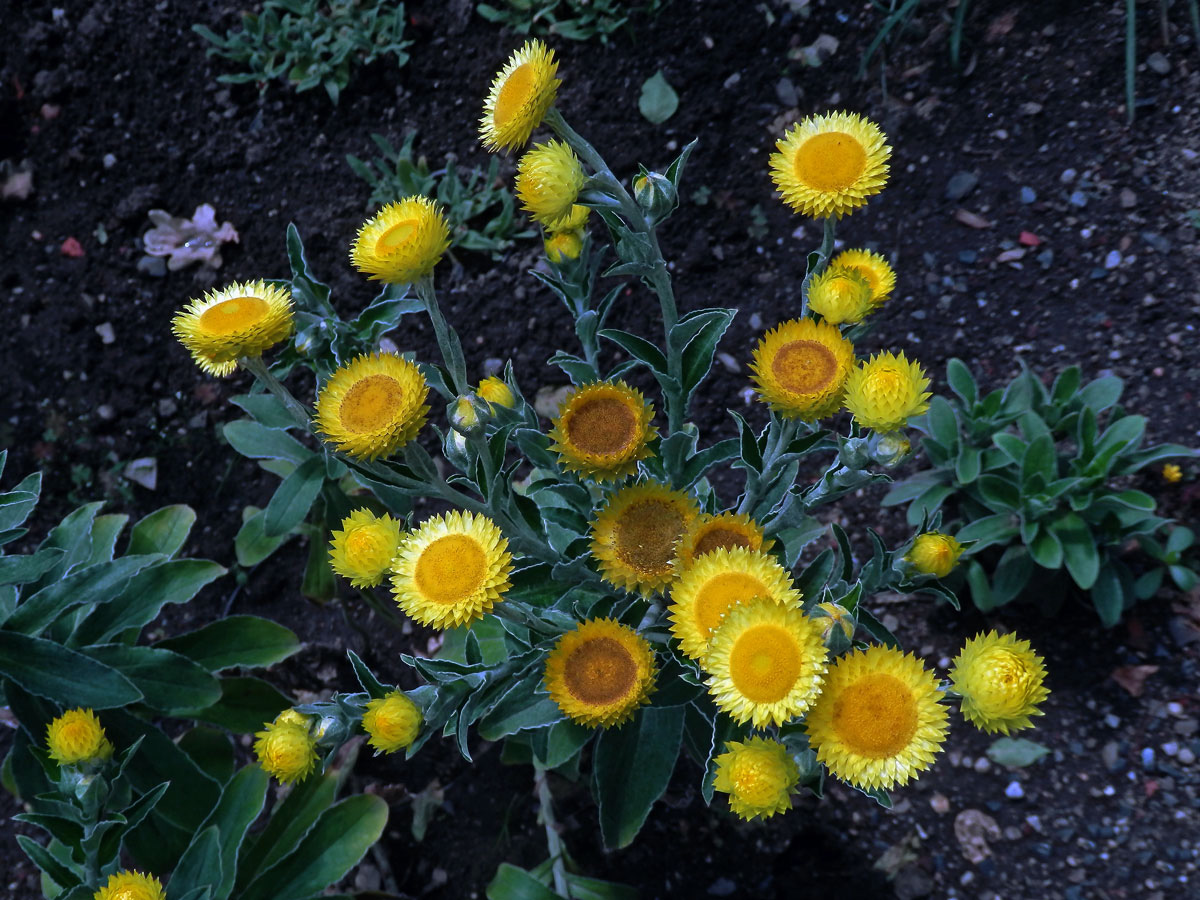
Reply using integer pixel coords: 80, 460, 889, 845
1005, 781, 1024, 799
1104, 250, 1122, 269
1164, 742, 1180, 757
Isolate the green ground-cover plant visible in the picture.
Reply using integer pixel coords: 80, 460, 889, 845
0, 452, 383, 898
884, 359, 1198, 625
347, 132, 535, 259
477, 0, 666, 42
193, 0, 412, 104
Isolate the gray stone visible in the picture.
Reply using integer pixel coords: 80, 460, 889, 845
945, 171, 979, 201
707, 878, 737, 897
775, 77, 798, 107
1102, 741, 1122, 771
1005, 781, 1025, 799
1060, 168, 1078, 184
1069, 190, 1088, 208
1146, 52, 1171, 75
157, 398, 178, 417
893, 865, 934, 900
1020, 186, 1037, 204
1141, 232, 1171, 253
94, 322, 115, 344
1104, 250, 1122, 269
137, 255, 167, 277
1119, 187, 1137, 208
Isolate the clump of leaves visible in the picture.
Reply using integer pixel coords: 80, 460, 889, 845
193, 0, 412, 104
347, 132, 534, 259
476, 0, 666, 42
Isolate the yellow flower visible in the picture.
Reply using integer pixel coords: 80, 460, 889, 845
46, 708, 112, 766
329, 508, 404, 588
350, 196, 451, 284
590, 482, 700, 594
94, 870, 165, 900
548, 381, 657, 482
253, 720, 318, 784
315, 353, 429, 461
669, 547, 801, 662
545, 229, 584, 262
480, 39, 561, 153
549, 204, 590, 232
517, 140, 585, 227
769, 110, 891, 218
544, 618, 656, 728
842, 351, 931, 432
273, 708, 311, 728
805, 645, 948, 791
713, 737, 800, 821
807, 266, 874, 325
675, 512, 774, 570
750, 317, 855, 420
390, 510, 513, 630
362, 691, 423, 753
171, 280, 294, 377
1163, 463, 1183, 483
906, 531, 964, 578
478, 376, 516, 409
702, 598, 828, 728
831, 248, 896, 308
950, 631, 1049, 735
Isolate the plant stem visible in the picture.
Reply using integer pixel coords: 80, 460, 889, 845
799, 217, 837, 319
737, 415, 799, 517
416, 274, 468, 396
534, 763, 572, 899
240, 355, 314, 433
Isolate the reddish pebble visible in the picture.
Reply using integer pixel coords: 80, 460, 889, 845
1018, 231, 1042, 246
40, 103, 61, 120
60, 237, 85, 257
1145, 779, 1158, 798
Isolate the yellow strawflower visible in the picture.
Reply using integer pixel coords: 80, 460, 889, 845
807, 266, 874, 325
545, 229, 584, 262
315, 352, 429, 461
390, 510, 513, 630
93, 870, 165, 900
362, 691, 423, 753
589, 482, 700, 594
769, 110, 891, 218
253, 719, 318, 784
350, 196, 451, 284
548, 381, 657, 482
1162, 463, 1183, 483
906, 532, 964, 578
46, 708, 112, 766
480, 40, 560, 153
842, 351, 931, 432
329, 509, 404, 588
544, 618, 656, 728
674, 511, 774, 571
713, 737, 800, 821
950, 631, 1049, 735
831, 248, 896, 308
478, 376, 516, 409
171, 280, 294, 377
750, 317, 855, 420
517, 140, 585, 227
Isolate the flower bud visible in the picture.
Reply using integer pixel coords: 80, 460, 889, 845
906, 532, 965, 578
868, 431, 912, 468
478, 376, 516, 410
449, 395, 486, 437
544, 229, 584, 263
633, 171, 677, 223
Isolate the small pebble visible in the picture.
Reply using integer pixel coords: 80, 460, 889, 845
1142, 747, 1156, 768
974, 757, 991, 773
97, 404, 115, 421
931, 793, 950, 814
481, 357, 504, 377
945, 171, 979, 201
1178, 748, 1195, 765
1146, 51, 1171, 75
1020, 186, 1037, 204
1069, 190, 1088, 208
1005, 781, 1025, 799
1163, 742, 1180, 757
1104, 250, 1122, 269
95, 322, 115, 344
102, 153, 117, 169
1167, 702, 1183, 716
1105, 714, 1121, 728
1060, 168, 1078, 184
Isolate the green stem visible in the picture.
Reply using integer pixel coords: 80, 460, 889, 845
417, 274, 468, 396
737, 415, 799, 517
799, 218, 837, 319
534, 764, 572, 899
241, 355, 314, 433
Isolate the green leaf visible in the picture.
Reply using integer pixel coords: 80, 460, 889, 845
638, 69, 678, 124
223, 420, 313, 464
1050, 366, 1081, 407
677, 309, 736, 397
0, 548, 66, 586
170, 825, 223, 900
1091, 564, 1125, 627
6, 553, 163, 635
231, 393, 297, 429
1056, 512, 1099, 589
534, 720, 593, 770
347, 649, 391, 700
128, 505, 196, 557
1020, 435, 1057, 490
240, 795, 388, 900
72, 559, 226, 645
16, 835, 81, 891
235, 508, 291, 567
176, 676, 292, 733
728, 410, 763, 472
1028, 525, 1064, 570
986, 737, 1051, 768
487, 863, 560, 900
477, 671, 564, 741
955, 446, 982, 484
1079, 374, 1123, 412
992, 432, 1027, 465
0, 488, 40, 535
156, 615, 300, 672
178, 727, 236, 785
263, 456, 325, 537
598, 328, 668, 376
0, 631, 142, 707
236, 774, 338, 892
945, 358, 977, 406
991, 546, 1033, 605
976, 475, 1020, 511
955, 513, 1018, 550
202, 765, 270, 900
83, 645, 221, 712
926, 396, 959, 450
594, 705, 683, 849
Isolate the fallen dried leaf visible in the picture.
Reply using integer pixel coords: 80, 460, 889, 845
954, 809, 1001, 863
1110, 664, 1159, 697
873, 831, 920, 876
954, 209, 993, 229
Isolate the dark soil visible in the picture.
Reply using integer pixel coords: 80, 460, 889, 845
2, 0, 1199, 898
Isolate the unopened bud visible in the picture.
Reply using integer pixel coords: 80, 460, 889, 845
544, 229, 583, 263
633, 171, 677, 223
449, 395, 486, 436
868, 431, 913, 468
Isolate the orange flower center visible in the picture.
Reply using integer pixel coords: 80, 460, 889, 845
414, 535, 486, 605
772, 339, 837, 395
614, 500, 686, 575
693, 526, 753, 557
564, 636, 637, 705
794, 131, 867, 191
199, 296, 269, 335
375, 219, 419, 255
567, 396, 637, 456
495, 63, 534, 128
695, 573, 770, 637
728, 623, 801, 703
832, 672, 918, 758
339, 374, 404, 432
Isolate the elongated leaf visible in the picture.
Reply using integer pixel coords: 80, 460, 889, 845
235, 508, 290, 567
171, 825, 223, 900
156, 616, 300, 671
1091, 564, 1125, 627
224, 420, 313, 464
955, 513, 1018, 550
84, 513, 129, 566
1055, 512, 1099, 589
680, 308, 736, 397
264, 456, 325, 537
487, 863, 559, 900
594, 705, 683, 848
598, 327, 669, 376
72, 559, 226, 645
0, 485, 40, 534
202, 765, 270, 900
945, 358, 977, 406
17, 835, 81, 891
237, 774, 338, 891
0, 548, 65, 585
127, 505, 196, 558
347, 649, 391, 700
6, 553, 162, 635
231, 393, 297, 429
0, 632, 141, 707
29, 502, 103, 591
83, 645, 221, 712
240, 795, 388, 900
178, 728, 235, 785
176, 676, 292, 733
